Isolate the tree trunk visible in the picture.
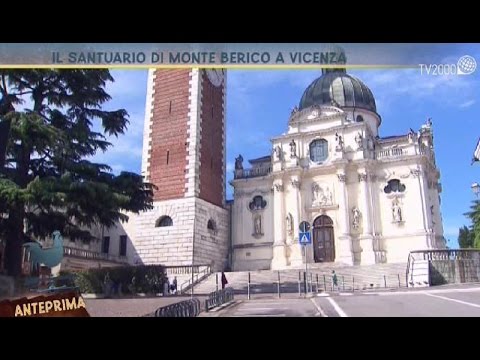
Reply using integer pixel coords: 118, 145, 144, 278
4, 209, 24, 277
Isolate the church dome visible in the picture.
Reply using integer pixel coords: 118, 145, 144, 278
299, 70, 377, 113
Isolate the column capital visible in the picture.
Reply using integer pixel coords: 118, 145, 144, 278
291, 179, 301, 188
358, 173, 368, 182
272, 183, 284, 192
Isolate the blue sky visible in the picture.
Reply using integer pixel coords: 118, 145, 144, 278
95, 45, 480, 248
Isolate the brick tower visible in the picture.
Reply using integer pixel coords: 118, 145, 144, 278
134, 68, 229, 271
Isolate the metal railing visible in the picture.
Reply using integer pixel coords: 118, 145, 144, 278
234, 269, 408, 299
155, 298, 201, 317
164, 264, 211, 275
205, 288, 234, 311
179, 265, 213, 294
234, 166, 272, 179
63, 246, 128, 264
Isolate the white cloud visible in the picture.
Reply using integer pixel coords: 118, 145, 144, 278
459, 99, 476, 109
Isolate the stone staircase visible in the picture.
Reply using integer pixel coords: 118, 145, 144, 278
191, 262, 408, 295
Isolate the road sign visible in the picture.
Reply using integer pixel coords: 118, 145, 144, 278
299, 221, 310, 233
299, 232, 311, 245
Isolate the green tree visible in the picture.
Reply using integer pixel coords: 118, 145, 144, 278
0, 70, 154, 276
464, 200, 480, 249
458, 225, 474, 248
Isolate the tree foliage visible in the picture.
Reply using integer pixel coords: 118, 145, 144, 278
462, 199, 480, 249
0, 70, 154, 276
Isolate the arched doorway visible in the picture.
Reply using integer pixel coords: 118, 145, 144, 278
313, 215, 335, 262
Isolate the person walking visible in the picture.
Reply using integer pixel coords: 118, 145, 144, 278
171, 276, 178, 295
164, 276, 170, 296
332, 270, 339, 292
221, 272, 228, 290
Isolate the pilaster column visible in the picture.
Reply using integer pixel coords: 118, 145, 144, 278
336, 171, 353, 265
412, 168, 432, 247
271, 180, 287, 268
288, 176, 303, 267
358, 171, 376, 265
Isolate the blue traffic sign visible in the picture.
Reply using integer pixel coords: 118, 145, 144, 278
299, 232, 311, 245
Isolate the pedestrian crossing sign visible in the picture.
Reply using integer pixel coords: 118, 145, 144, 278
299, 232, 311, 245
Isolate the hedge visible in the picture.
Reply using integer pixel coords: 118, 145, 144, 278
61, 265, 166, 294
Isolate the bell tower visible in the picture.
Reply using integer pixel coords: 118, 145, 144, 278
133, 68, 229, 271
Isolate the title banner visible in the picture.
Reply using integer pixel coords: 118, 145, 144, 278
0, 43, 470, 68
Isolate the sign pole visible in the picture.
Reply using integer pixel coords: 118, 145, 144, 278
305, 244, 308, 295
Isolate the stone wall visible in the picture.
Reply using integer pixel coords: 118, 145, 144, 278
430, 259, 480, 285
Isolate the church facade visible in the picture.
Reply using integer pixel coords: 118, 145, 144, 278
230, 69, 445, 271
67, 67, 445, 273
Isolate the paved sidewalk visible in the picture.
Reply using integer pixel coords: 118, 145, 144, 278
85, 296, 205, 317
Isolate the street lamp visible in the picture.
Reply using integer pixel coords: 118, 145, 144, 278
471, 182, 480, 197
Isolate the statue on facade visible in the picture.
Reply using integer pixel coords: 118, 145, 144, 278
254, 215, 262, 235
289, 139, 297, 158
291, 106, 299, 116
355, 132, 363, 150
326, 187, 333, 205
335, 132, 344, 152
235, 154, 244, 170
352, 207, 361, 229
312, 183, 321, 205
286, 213, 293, 235
392, 199, 402, 222
273, 145, 282, 161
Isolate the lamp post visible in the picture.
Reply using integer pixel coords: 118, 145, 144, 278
471, 182, 480, 198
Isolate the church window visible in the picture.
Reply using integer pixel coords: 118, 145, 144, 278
356, 115, 364, 122
249, 195, 267, 211
156, 216, 173, 227
384, 179, 406, 194
309, 139, 328, 163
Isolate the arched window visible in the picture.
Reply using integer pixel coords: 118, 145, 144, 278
356, 115, 364, 122
309, 139, 328, 163
155, 216, 173, 227
384, 179, 406, 194
207, 219, 216, 231
249, 196, 267, 211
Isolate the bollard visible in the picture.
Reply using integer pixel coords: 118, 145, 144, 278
216, 273, 219, 292
310, 273, 313, 293
352, 276, 355, 292
384, 275, 387, 288
277, 271, 281, 298
342, 275, 345, 291
316, 274, 319, 293
304, 272, 307, 296
397, 273, 401, 288
298, 271, 301, 296
323, 274, 327, 292
248, 272, 251, 300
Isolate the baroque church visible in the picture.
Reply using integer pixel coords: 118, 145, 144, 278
59, 66, 446, 272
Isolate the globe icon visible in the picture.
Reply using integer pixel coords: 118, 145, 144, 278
457, 55, 477, 75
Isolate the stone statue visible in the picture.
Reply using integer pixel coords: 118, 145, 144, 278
335, 132, 344, 152
254, 215, 262, 235
355, 132, 363, 150
235, 154, 244, 170
367, 136, 375, 151
286, 213, 293, 235
312, 183, 321, 205
392, 200, 402, 222
289, 139, 297, 158
352, 207, 361, 229
326, 187, 333, 205
273, 145, 282, 161
427, 117, 432, 127
291, 106, 299, 116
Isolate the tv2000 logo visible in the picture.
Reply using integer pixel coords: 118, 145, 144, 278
420, 55, 477, 76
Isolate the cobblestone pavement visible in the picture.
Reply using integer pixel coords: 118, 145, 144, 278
84, 296, 206, 317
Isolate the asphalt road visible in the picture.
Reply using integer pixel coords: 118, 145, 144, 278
209, 284, 480, 317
